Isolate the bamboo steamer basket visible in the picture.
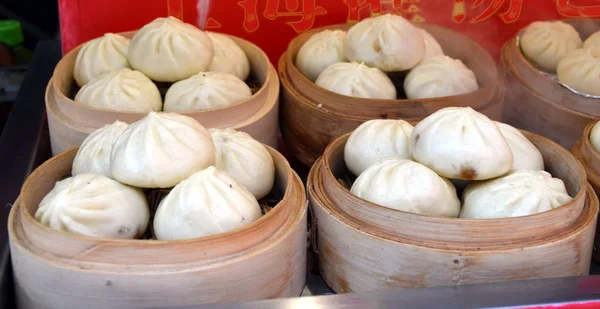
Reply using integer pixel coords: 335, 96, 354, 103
280, 23, 504, 167
572, 121, 600, 262
47, 31, 279, 155
9, 147, 307, 309
308, 130, 598, 293
501, 19, 600, 150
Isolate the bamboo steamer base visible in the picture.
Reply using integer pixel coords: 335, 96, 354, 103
501, 63, 596, 150
572, 121, 600, 262
311, 184, 596, 292
47, 32, 280, 155
308, 131, 597, 293
9, 148, 306, 309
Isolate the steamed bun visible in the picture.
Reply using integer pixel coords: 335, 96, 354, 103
557, 46, 600, 96
404, 55, 478, 99
164, 72, 252, 112
296, 29, 346, 82
344, 119, 413, 176
111, 112, 216, 188
128, 17, 214, 82
418, 28, 443, 60
344, 14, 424, 71
153, 166, 262, 240
495, 122, 544, 171
460, 170, 572, 219
350, 159, 460, 218
584, 31, 600, 49
208, 32, 250, 81
72, 121, 128, 178
315, 62, 396, 99
74, 68, 162, 112
35, 173, 149, 239
520, 21, 582, 72
74, 33, 130, 87
209, 128, 275, 199
410, 107, 513, 180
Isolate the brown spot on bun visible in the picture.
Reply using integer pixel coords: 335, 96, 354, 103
373, 42, 382, 52
459, 166, 477, 180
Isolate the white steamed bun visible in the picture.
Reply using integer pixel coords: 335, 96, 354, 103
295, 29, 346, 82
460, 170, 572, 219
418, 28, 443, 60
209, 128, 275, 199
344, 119, 413, 176
110, 112, 216, 188
584, 31, 600, 49
35, 173, 149, 239
73, 33, 130, 87
404, 55, 478, 99
344, 14, 424, 71
410, 107, 513, 180
72, 121, 128, 178
153, 166, 262, 240
350, 158, 460, 218
495, 122, 544, 171
557, 46, 600, 96
208, 32, 250, 81
74, 68, 162, 112
315, 62, 396, 99
128, 17, 214, 82
520, 21, 582, 72
163, 71, 252, 112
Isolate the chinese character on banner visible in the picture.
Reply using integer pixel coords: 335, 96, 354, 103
344, 0, 425, 23
556, 0, 600, 18
238, 0, 327, 33
452, 0, 523, 24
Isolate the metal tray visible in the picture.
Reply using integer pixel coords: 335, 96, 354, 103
1, 40, 600, 309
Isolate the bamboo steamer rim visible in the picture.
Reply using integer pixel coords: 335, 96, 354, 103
281, 23, 501, 117
576, 121, 600, 189
17, 145, 304, 265
309, 156, 598, 252
52, 30, 272, 116
45, 64, 281, 142
279, 55, 503, 124
501, 19, 600, 118
309, 155, 598, 251
315, 129, 588, 248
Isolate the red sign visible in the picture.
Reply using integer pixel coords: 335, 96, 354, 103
59, 1, 600, 64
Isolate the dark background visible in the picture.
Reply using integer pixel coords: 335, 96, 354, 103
1, 0, 59, 50
0, 0, 59, 133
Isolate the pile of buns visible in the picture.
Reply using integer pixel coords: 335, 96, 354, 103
73, 17, 252, 112
344, 107, 571, 219
295, 14, 478, 100
36, 112, 275, 241
520, 20, 600, 96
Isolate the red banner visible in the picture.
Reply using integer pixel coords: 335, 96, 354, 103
59, 1, 600, 65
